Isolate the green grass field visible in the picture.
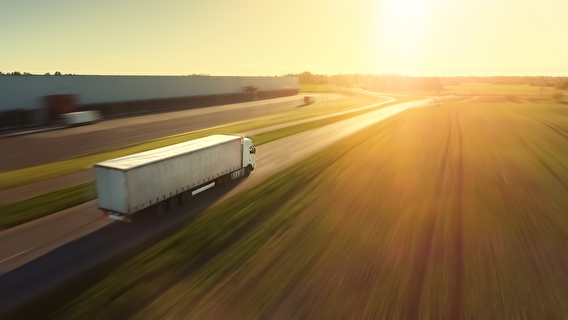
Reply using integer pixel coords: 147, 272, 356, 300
0, 182, 96, 231
46, 98, 568, 319
445, 83, 561, 98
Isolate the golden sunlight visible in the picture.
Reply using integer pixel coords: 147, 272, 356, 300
382, 0, 430, 32
374, 0, 432, 70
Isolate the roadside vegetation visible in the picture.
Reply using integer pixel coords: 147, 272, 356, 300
298, 83, 340, 92
0, 182, 95, 231
445, 83, 560, 98
50, 98, 568, 319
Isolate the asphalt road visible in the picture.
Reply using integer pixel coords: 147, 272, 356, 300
0, 98, 433, 317
0, 95, 340, 171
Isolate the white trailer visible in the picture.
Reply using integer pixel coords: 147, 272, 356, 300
94, 134, 256, 221
59, 110, 102, 126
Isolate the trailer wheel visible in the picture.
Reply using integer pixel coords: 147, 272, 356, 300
179, 192, 190, 206
155, 202, 167, 216
168, 196, 179, 211
244, 167, 251, 177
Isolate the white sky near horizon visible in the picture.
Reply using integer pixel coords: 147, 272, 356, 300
1, 0, 567, 77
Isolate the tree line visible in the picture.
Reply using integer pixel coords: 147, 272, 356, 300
284, 72, 446, 92
0, 71, 67, 76
0, 72, 211, 76
3, 70, 567, 90
440, 76, 568, 89
286, 72, 568, 90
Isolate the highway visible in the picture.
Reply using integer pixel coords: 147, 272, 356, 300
0, 95, 398, 273
0, 94, 341, 171
0, 97, 433, 317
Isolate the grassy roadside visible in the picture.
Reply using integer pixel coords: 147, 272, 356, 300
0, 182, 95, 231
298, 84, 340, 92
249, 97, 414, 145
0, 93, 388, 191
0, 96, 418, 230
50, 110, 402, 319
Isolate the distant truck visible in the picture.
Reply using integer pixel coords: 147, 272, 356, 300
303, 96, 315, 104
59, 110, 102, 126
94, 134, 256, 221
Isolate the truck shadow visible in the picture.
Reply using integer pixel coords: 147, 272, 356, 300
0, 180, 245, 319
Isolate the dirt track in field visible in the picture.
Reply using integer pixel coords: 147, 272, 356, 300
450, 113, 465, 320
405, 113, 453, 319
405, 111, 466, 320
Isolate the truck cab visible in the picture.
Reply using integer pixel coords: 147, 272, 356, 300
243, 137, 256, 171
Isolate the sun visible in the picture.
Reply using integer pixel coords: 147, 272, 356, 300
372, 0, 433, 71
381, 0, 431, 37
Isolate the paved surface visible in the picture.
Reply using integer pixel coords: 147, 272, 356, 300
0, 94, 340, 171
0, 97, 433, 317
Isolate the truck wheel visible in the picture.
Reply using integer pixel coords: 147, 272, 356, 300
155, 202, 167, 216
179, 192, 190, 206
168, 196, 179, 211
217, 174, 231, 187
244, 167, 251, 177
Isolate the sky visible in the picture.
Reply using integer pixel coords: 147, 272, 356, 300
1, 0, 567, 77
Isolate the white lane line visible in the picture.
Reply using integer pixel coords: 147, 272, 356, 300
502, 174, 509, 185
0, 247, 37, 264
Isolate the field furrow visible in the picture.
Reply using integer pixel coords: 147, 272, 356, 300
449, 112, 465, 320
405, 113, 452, 320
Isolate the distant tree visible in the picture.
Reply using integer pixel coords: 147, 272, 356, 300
0, 71, 3, 75
555, 80, 568, 90
23, 72, 32, 76
54, 71, 61, 75
45, 72, 50, 76
298, 71, 315, 84
12, 71, 21, 76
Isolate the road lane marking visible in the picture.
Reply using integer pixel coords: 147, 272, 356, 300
0, 247, 36, 264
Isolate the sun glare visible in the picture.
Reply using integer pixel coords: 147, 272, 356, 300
374, 0, 432, 71
383, 0, 430, 37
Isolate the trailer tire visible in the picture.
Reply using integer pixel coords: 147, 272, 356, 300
168, 196, 179, 211
155, 202, 167, 217
244, 167, 251, 177
179, 192, 190, 206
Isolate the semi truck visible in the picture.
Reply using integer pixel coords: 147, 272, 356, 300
94, 134, 256, 221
